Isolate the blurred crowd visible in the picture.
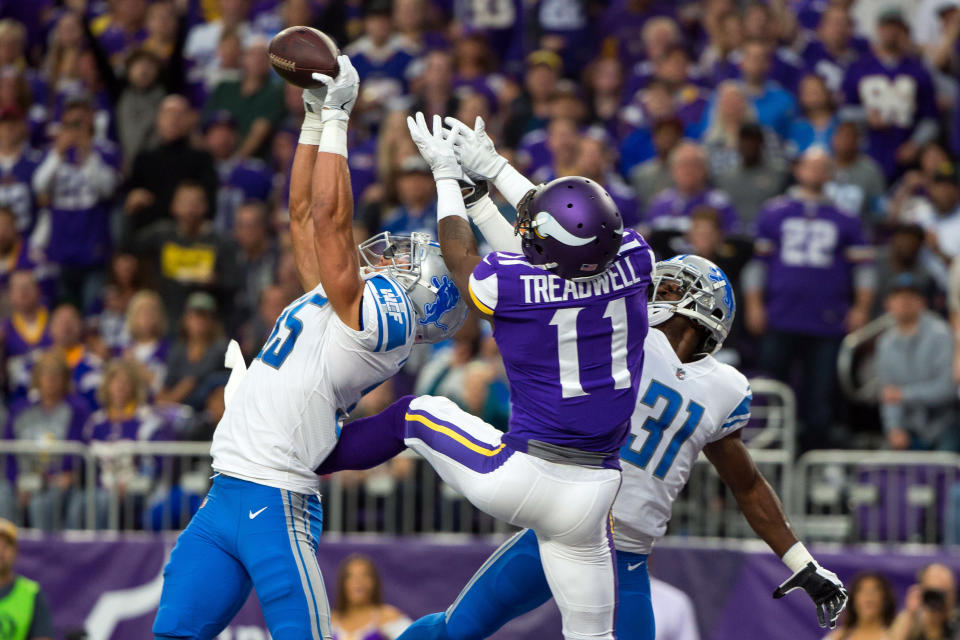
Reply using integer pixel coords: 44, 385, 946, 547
0, 0, 958, 528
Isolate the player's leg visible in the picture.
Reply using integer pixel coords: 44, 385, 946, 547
615, 551, 655, 640
535, 482, 621, 640
237, 480, 331, 640
399, 528, 552, 640
153, 478, 252, 639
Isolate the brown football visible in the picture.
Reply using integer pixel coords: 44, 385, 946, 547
268, 26, 340, 89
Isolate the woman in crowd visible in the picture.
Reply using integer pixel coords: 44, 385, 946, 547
121, 290, 169, 396
155, 291, 227, 410
332, 554, 412, 640
825, 572, 897, 640
5, 349, 88, 529
787, 73, 838, 155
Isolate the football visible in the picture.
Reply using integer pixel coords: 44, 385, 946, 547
268, 26, 340, 89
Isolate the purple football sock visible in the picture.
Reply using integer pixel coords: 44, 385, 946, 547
315, 395, 414, 474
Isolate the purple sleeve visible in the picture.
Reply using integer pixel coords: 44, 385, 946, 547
315, 396, 412, 474
842, 65, 861, 106
914, 66, 938, 122
754, 207, 779, 260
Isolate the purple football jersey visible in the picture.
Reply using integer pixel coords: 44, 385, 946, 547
842, 53, 938, 180
755, 194, 872, 336
645, 188, 740, 234
468, 229, 654, 464
0, 148, 42, 236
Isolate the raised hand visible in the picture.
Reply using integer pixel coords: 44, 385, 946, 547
406, 111, 470, 183
311, 55, 359, 122
443, 116, 508, 181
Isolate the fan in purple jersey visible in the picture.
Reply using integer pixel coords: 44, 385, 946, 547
841, 9, 939, 181
344, 1, 415, 98
621, 47, 711, 137
203, 110, 273, 233
745, 148, 874, 451
596, 0, 676, 72
0, 208, 56, 308
0, 106, 42, 238
800, 5, 870, 92
1, 271, 51, 403
740, 3, 806, 94
32, 99, 118, 310
645, 141, 740, 234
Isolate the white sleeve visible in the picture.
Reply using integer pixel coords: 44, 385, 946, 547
492, 163, 536, 209
468, 195, 522, 253
32, 151, 62, 195
79, 151, 118, 197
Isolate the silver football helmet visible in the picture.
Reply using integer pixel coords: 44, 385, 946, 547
358, 231, 468, 344
648, 254, 735, 355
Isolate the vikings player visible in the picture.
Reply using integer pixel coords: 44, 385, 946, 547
153, 57, 467, 640
319, 113, 654, 640
393, 253, 847, 640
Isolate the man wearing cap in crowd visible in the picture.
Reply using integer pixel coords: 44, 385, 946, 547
374, 155, 437, 237
0, 518, 54, 640
877, 273, 957, 451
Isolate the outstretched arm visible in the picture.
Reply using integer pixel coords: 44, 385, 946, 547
294, 55, 364, 329
705, 430, 847, 629
407, 113, 489, 316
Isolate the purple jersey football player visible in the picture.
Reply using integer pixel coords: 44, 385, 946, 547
841, 10, 939, 180
317, 112, 654, 640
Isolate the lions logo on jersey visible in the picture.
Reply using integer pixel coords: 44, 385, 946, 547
418, 275, 461, 332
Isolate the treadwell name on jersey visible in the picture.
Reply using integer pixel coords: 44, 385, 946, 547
520, 259, 645, 305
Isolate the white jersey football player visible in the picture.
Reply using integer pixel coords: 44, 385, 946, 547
391, 213, 848, 639
153, 56, 466, 640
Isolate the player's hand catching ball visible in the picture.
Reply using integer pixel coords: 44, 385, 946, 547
773, 562, 848, 629
407, 111, 470, 183
443, 115, 508, 181
312, 55, 359, 122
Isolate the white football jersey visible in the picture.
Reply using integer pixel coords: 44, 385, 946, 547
613, 329, 752, 554
211, 274, 415, 494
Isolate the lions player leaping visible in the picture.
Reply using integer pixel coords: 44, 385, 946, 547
152, 57, 467, 640
393, 246, 849, 639
317, 114, 654, 640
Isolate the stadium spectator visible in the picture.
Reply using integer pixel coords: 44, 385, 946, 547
0, 518, 54, 640
78, 358, 167, 528
890, 564, 960, 640
408, 49, 457, 122
2, 271, 51, 402
650, 576, 700, 640
715, 122, 789, 230
622, 16, 681, 97
6, 349, 88, 530
702, 82, 781, 179
877, 274, 957, 451
618, 80, 678, 175
841, 9, 939, 181
699, 8, 743, 87
121, 290, 169, 396
504, 50, 561, 148
645, 141, 740, 234
203, 36, 284, 159
926, 166, 960, 262
801, 5, 867, 92
825, 572, 897, 640
584, 56, 625, 135
873, 224, 942, 317
92, 253, 145, 354
233, 201, 278, 323
576, 133, 641, 227
48, 304, 103, 410
376, 156, 437, 237
344, 0, 413, 98
629, 116, 683, 210
531, 117, 582, 183
124, 94, 218, 233
156, 291, 228, 410
826, 120, 887, 230
786, 74, 838, 156
111, 49, 166, 171
0, 106, 41, 238
129, 179, 238, 324
183, 0, 252, 97
331, 553, 412, 640
737, 38, 797, 138
0, 208, 55, 311
203, 110, 273, 233
393, 0, 443, 55
746, 148, 874, 451
32, 98, 117, 310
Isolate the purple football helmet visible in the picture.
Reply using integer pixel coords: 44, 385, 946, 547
514, 176, 624, 279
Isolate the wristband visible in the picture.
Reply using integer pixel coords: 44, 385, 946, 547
781, 542, 816, 573
436, 179, 468, 221
299, 109, 324, 146
492, 164, 537, 209
318, 119, 348, 157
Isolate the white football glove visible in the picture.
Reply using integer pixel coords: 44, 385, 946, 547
312, 55, 359, 122
406, 111, 470, 183
773, 562, 848, 629
443, 115, 508, 181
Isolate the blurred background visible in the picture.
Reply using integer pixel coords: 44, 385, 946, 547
0, 0, 959, 637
